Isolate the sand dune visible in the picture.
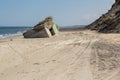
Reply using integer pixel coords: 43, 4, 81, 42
0, 30, 120, 80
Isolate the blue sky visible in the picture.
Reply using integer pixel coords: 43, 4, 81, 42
0, 0, 114, 26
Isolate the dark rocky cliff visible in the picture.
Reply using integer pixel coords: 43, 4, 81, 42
87, 0, 120, 33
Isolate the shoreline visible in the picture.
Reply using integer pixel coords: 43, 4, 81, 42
0, 28, 86, 39
0, 35, 23, 43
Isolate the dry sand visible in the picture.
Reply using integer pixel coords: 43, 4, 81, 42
0, 30, 120, 80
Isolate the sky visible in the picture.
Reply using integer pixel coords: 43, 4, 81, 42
0, 0, 114, 26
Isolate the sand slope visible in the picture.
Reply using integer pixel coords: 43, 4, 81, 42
0, 30, 120, 80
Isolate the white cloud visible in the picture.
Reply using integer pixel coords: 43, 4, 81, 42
81, 14, 99, 20
112, 0, 115, 3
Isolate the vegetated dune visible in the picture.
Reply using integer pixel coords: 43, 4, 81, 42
0, 30, 120, 80
87, 0, 120, 33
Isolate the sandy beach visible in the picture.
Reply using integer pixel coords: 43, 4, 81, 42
0, 30, 120, 80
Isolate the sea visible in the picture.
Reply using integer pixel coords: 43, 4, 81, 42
0, 26, 31, 38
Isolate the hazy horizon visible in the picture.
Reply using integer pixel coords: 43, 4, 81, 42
0, 25, 86, 28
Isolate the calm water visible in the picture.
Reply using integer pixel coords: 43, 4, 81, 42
0, 27, 31, 38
